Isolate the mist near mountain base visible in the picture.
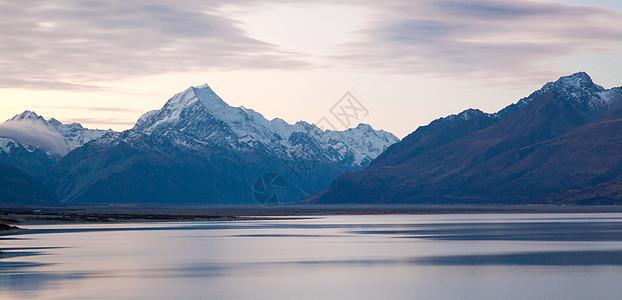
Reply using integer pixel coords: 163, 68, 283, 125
0, 121, 70, 156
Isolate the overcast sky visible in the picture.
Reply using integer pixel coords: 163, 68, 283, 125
1, 0, 622, 138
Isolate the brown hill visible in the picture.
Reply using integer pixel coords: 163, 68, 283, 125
317, 72, 622, 205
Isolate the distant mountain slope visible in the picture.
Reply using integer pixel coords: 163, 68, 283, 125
0, 111, 112, 176
0, 136, 56, 177
317, 72, 622, 204
0, 164, 59, 206
485, 109, 622, 204
45, 84, 398, 204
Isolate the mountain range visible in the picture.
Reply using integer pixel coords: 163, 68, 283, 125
0, 111, 111, 177
0, 84, 398, 205
3, 72, 621, 206
315, 72, 622, 205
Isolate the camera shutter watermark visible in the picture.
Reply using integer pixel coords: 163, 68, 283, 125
252, 172, 288, 207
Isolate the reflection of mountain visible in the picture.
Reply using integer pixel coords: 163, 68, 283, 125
41, 84, 398, 204
317, 72, 622, 205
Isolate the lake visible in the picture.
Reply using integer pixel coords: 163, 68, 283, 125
1, 213, 622, 299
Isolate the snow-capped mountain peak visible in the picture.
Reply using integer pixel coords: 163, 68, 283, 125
0, 111, 112, 157
133, 84, 282, 151
504, 72, 622, 115
537, 72, 605, 101
444, 109, 488, 122
552, 72, 601, 90
1, 112, 69, 156
130, 83, 399, 167
192, 84, 231, 113
10, 110, 45, 122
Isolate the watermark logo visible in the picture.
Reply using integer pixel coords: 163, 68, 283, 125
328, 91, 369, 129
315, 116, 338, 132
252, 172, 288, 207
251, 91, 369, 206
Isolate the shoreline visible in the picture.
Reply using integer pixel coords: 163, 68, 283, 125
2, 204, 622, 227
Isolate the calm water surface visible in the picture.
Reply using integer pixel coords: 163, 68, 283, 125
1, 213, 622, 299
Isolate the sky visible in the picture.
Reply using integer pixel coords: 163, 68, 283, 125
1, 0, 622, 138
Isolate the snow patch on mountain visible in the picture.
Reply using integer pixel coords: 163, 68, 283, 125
314, 124, 399, 166
0, 111, 112, 157
0, 118, 69, 156
0, 137, 21, 153
536, 72, 605, 103
443, 109, 500, 124
47, 118, 111, 150
132, 84, 400, 167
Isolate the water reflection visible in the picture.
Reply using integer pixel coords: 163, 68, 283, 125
416, 250, 622, 266
352, 221, 622, 241
1, 214, 622, 299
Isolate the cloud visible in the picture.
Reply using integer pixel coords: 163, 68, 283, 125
60, 118, 136, 127
434, 1, 558, 18
333, 0, 622, 83
1, 0, 622, 90
0, 120, 70, 156
0, 0, 308, 90
41, 106, 146, 113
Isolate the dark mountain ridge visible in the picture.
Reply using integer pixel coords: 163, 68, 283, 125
0, 164, 59, 206
317, 72, 622, 205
